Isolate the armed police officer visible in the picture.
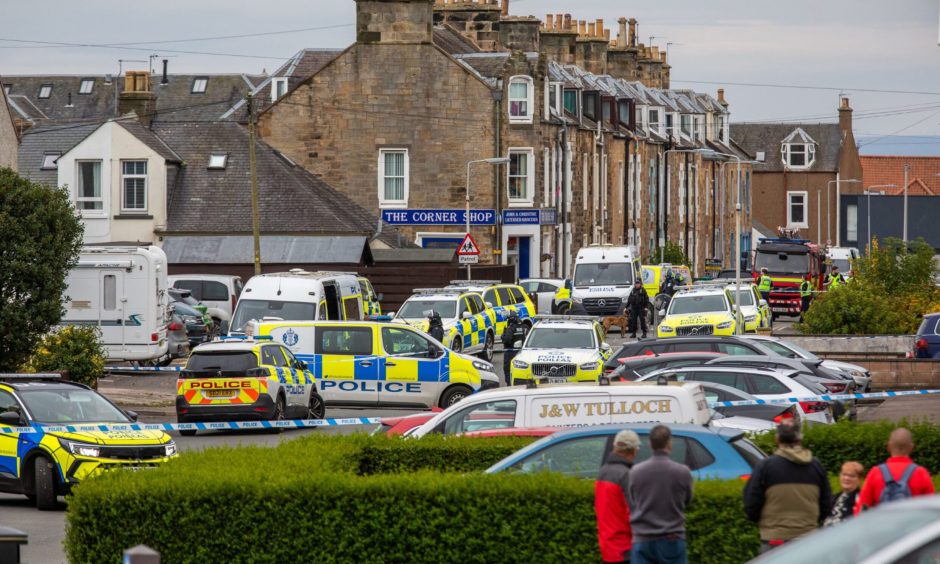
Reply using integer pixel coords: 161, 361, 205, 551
627, 280, 651, 339
426, 310, 445, 343
502, 310, 527, 385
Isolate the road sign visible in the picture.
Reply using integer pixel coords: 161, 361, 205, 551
458, 255, 479, 265
456, 233, 481, 256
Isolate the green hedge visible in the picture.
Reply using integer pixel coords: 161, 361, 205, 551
354, 435, 536, 475
752, 420, 940, 474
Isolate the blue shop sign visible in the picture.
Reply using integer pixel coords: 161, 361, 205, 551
381, 209, 497, 225
502, 208, 558, 226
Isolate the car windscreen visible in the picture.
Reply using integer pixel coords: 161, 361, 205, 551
669, 295, 727, 315
186, 352, 258, 372
230, 299, 316, 331
764, 339, 815, 359
573, 263, 634, 286
734, 291, 754, 306
754, 251, 809, 274
525, 328, 595, 349
397, 299, 457, 319
19, 389, 129, 424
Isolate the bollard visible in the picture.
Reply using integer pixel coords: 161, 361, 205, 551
0, 526, 27, 564
123, 545, 160, 564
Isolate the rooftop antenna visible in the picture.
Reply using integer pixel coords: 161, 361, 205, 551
149, 54, 177, 76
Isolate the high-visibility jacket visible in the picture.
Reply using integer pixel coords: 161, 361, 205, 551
800, 280, 812, 297
758, 275, 772, 292
828, 274, 844, 288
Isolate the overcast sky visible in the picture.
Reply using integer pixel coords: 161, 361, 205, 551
3, 0, 939, 152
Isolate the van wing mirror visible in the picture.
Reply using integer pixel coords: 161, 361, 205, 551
219, 319, 230, 335
462, 311, 473, 319
759, 299, 768, 308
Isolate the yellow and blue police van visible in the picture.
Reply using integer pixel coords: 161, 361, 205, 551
228, 270, 364, 334
0, 374, 176, 510
391, 288, 499, 360
446, 280, 537, 342
657, 286, 738, 338
175, 335, 322, 435
256, 320, 499, 409
358, 276, 383, 317
510, 316, 612, 386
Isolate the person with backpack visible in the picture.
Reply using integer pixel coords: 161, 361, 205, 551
854, 427, 935, 514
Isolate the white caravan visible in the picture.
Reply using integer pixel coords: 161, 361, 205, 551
63, 246, 169, 362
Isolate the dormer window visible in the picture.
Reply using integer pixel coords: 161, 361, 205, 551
617, 100, 631, 127
547, 82, 563, 116
582, 92, 598, 121
508, 75, 534, 124
79, 79, 94, 95
41, 152, 61, 170
781, 127, 817, 169
680, 114, 692, 138
693, 115, 704, 142
563, 89, 578, 116
38, 85, 52, 99
191, 77, 208, 94
665, 113, 674, 137
271, 77, 288, 101
648, 108, 662, 134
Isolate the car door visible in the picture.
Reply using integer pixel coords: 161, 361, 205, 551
922, 317, 940, 358
508, 286, 534, 320
277, 345, 313, 410
434, 398, 520, 436
506, 434, 611, 478
315, 325, 378, 406
380, 325, 444, 407
0, 389, 23, 481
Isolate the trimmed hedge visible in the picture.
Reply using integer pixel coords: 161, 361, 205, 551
752, 420, 940, 474
354, 435, 536, 475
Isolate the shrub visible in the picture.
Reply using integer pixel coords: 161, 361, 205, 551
647, 240, 691, 268
23, 325, 106, 387
354, 434, 537, 475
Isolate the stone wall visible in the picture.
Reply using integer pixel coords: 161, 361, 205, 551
0, 85, 17, 171
841, 359, 940, 390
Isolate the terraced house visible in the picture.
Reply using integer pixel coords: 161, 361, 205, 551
257, 0, 752, 278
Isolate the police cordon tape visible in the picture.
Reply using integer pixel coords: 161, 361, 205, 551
2, 417, 381, 435
708, 388, 940, 408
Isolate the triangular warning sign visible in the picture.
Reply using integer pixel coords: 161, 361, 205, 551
456, 233, 481, 255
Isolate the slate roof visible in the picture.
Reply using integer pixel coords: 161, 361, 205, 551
731, 122, 843, 173
117, 119, 181, 163
433, 25, 481, 55
861, 155, 940, 196
162, 235, 370, 264
17, 122, 99, 186
151, 121, 384, 236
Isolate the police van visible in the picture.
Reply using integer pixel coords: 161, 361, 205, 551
391, 288, 498, 360
175, 335, 322, 435
255, 320, 499, 409
408, 381, 715, 438
228, 270, 363, 334
571, 245, 644, 317
445, 280, 537, 342
358, 276, 383, 317
510, 316, 611, 385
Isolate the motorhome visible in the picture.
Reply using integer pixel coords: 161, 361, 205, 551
63, 246, 169, 363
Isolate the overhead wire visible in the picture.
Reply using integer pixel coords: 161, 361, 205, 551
672, 79, 940, 97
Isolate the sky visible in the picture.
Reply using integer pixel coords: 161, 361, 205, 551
2, 0, 940, 154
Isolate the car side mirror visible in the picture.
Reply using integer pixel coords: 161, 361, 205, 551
125, 410, 139, 423
0, 411, 23, 425
376, 293, 384, 302
462, 311, 472, 319
219, 320, 230, 335
659, 309, 666, 317
484, 302, 494, 309
296, 361, 308, 370
759, 299, 768, 307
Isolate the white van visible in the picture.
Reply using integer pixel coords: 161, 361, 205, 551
826, 247, 859, 276
63, 246, 169, 363
229, 270, 364, 334
410, 381, 718, 438
168, 274, 243, 323
571, 245, 643, 316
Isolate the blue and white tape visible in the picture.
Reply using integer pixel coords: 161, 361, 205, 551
105, 365, 184, 372
2, 417, 380, 435
708, 388, 940, 408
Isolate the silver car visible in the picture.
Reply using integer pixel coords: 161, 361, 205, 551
740, 335, 873, 392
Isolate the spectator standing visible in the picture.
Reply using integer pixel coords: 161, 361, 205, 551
823, 461, 864, 527
854, 428, 935, 514
628, 425, 693, 564
595, 430, 641, 564
743, 422, 831, 552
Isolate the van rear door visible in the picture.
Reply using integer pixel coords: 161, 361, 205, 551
525, 392, 611, 428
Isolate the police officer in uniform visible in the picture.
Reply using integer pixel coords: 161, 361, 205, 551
758, 267, 772, 303
502, 310, 527, 385
799, 275, 813, 322
827, 266, 845, 290
427, 310, 445, 343
627, 280, 651, 339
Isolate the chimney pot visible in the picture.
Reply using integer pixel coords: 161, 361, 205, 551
578, 20, 586, 37
555, 14, 563, 30
717, 88, 725, 103
588, 22, 596, 37
617, 17, 628, 48
545, 14, 553, 29
596, 19, 604, 37
628, 18, 637, 47
161, 59, 168, 85
651, 46, 659, 59
840, 96, 850, 109
659, 50, 666, 63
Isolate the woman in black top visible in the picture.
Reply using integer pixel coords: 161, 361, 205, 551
824, 461, 864, 526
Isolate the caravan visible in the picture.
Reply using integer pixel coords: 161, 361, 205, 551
63, 246, 169, 363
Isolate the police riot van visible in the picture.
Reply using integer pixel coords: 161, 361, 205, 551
408, 381, 713, 438
228, 270, 363, 334
62, 246, 169, 363
571, 245, 643, 317
255, 320, 499, 409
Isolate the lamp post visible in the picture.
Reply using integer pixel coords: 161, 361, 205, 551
864, 184, 896, 254
826, 178, 860, 246
466, 157, 510, 280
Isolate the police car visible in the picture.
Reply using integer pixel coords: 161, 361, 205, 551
0, 374, 176, 510
256, 320, 499, 409
657, 286, 738, 338
447, 280, 537, 341
694, 280, 771, 333
391, 288, 498, 360
510, 316, 612, 385
176, 335, 322, 435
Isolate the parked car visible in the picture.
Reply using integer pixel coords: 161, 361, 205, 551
739, 334, 873, 391
519, 278, 566, 315
484, 423, 767, 480
753, 497, 940, 564
609, 352, 726, 380
171, 302, 210, 348
915, 312, 940, 359
164, 312, 190, 365
604, 336, 778, 374
700, 381, 802, 424
168, 274, 243, 324
373, 410, 440, 437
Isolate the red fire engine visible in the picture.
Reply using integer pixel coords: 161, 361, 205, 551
752, 237, 827, 320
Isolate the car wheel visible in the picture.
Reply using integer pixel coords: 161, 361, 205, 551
267, 395, 286, 434
34, 456, 58, 511
557, 302, 571, 314
478, 332, 494, 362
451, 336, 463, 354
179, 429, 197, 437
307, 392, 326, 421
439, 385, 472, 408
209, 318, 222, 340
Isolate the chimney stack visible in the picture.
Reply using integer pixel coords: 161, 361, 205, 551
587, 22, 596, 37
628, 18, 637, 47
161, 59, 168, 85
119, 70, 157, 126
838, 96, 853, 135
617, 17, 628, 48
501, 0, 508, 16
356, 0, 434, 44
578, 20, 586, 37
596, 19, 604, 38
564, 13, 572, 30
717, 88, 727, 105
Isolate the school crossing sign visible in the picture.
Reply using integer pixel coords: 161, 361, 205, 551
457, 233, 480, 264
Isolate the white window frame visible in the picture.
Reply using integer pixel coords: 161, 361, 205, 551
208, 153, 228, 169
680, 114, 692, 139
121, 160, 148, 213
782, 143, 815, 169
693, 115, 704, 142
678, 166, 686, 222
271, 77, 288, 101
720, 115, 729, 144
787, 191, 809, 228
546, 81, 563, 117
508, 76, 534, 124
38, 85, 52, 99
508, 147, 535, 206
648, 108, 662, 135
79, 79, 94, 95
191, 77, 208, 94
847, 204, 858, 242
41, 152, 60, 170
76, 160, 103, 215
378, 149, 409, 209
542, 147, 550, 207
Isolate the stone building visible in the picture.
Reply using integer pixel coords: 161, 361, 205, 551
258, 0, 751, 279
0, 78, 17, 170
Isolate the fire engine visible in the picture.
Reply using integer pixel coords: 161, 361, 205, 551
752, 233, 827, 320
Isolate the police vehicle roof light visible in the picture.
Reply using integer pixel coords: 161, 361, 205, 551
253, 335, 273, 341
534, 314, 598, 323
447, 280, 501, 286
413, 288, 464, 295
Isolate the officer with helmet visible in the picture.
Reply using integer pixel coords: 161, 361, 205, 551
426, 310, 445, 343
502, 310, 527, 385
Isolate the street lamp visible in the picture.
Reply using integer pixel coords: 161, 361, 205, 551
466, 157, 510, 280
826, 179, 860, 246
864, 184, 896, 254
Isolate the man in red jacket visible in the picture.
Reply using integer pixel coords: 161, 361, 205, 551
596, 430, 641, 563
855, 427, 935, 514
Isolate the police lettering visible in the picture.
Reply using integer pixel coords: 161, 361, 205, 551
190, 381, 252, 389
319, 381, 421, 393
538, 399, 672, 418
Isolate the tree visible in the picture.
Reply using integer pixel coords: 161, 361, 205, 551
647, 241, 691, 267
0, 168, 84, 371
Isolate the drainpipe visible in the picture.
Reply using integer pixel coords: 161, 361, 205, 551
493, 87, 503, 264
561, 124, 569, 277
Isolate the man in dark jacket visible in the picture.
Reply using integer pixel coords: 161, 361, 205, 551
501, 310, 526, 385
426, 310, 445, 343
627, 280, 650, 339
743, 421, 831, 553
596, 430, 641, 563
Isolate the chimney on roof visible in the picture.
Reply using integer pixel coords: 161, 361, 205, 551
119, 70, 157, 126
588, 22, 596, 37
596, 19, 604, 38
617, 17, 628, 48
501, 0, 508, 16
838, 96, 853, 138
356, 0, 433, 45
555, 14, 563, 30
545, 14, 553, 30
578, 20, 586, 37
161, 59, 168, 85
628, 18, 637, 47
717, 88, 728, 107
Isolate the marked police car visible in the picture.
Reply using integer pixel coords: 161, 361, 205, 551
0, 374, 176, 510
695, 280, 771, 333
657, 286, 738, 338
176, 336, 323, 435
510, 316, 612, 385
447, 280, 537, 339
391, 288, 498, 360
256, 320, 499, 409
